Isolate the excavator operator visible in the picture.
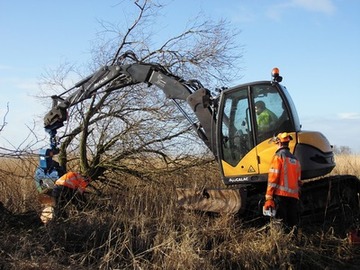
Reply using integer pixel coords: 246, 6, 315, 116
52, 171, 91, 220
264, 132, 302, 231
255, 100, 278, 132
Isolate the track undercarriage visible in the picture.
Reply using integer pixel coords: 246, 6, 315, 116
176, 174, 360, 233
299, 175, 360, 231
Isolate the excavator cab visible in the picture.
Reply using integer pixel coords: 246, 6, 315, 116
216, 79, 335, 186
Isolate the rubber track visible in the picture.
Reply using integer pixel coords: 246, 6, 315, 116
300, 174, 360, 229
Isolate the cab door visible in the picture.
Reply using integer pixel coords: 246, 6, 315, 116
217, 85, 259, 184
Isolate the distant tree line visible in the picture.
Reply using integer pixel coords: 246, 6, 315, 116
333, 145, 352, 155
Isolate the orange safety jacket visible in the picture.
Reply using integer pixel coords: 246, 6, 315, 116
55, 172, 88, 193
266, 147, 301, 200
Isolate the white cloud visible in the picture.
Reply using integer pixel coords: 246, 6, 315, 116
266, 0, 336, 20
292, 0, 336, 15
338, 113, 360, 120
232, 6, 257, 23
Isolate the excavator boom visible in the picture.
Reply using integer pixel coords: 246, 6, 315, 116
44, 60, 217, 156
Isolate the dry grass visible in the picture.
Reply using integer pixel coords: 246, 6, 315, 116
0, 156, 39, 212
1, 154, 360, 269
331, 154, 360, 177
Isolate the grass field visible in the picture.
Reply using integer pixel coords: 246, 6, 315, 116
0, 154, 360, 269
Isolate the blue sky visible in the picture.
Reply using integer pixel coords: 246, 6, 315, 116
0, 0, 359, 153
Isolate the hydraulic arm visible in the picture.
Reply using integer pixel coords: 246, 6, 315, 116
44, 53, 217, 156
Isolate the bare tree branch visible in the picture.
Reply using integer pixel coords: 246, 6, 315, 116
0, 103, 9, 133
38, 0, 243, 187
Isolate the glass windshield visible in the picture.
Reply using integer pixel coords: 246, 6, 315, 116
253, 84, 291, 142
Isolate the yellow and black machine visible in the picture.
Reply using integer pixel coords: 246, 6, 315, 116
36, 52, 359, 225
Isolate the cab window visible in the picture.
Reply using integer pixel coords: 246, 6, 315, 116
252, 84, 292, 142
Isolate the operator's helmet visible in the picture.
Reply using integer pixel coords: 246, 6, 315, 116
276, 132, 293, 143
255, 100, 265, 110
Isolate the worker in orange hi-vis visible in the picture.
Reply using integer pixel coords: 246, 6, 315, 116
52, 171, 91, 220
263, 132, 302, 232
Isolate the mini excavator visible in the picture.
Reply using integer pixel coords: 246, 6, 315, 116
34, 51, 360, 226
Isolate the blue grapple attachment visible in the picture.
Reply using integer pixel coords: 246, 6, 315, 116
34, 148, 64, 193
